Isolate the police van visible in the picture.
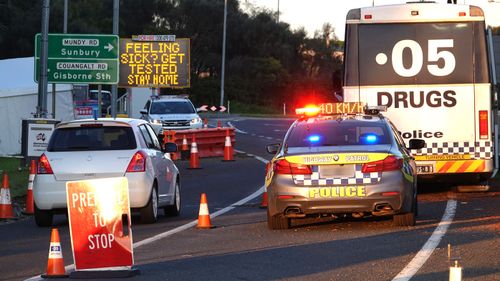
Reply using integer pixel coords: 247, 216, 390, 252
342, 2, 498, 189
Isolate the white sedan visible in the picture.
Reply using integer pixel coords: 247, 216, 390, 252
33, 118, 181, 226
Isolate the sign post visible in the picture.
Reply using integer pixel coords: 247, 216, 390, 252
66, 177, 138, 278
34, 33, 119, 84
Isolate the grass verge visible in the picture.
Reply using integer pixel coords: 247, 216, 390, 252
0, 157, 29, 198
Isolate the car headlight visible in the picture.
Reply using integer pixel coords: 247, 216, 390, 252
190, 117, 202, 124
151, 119, 162, 125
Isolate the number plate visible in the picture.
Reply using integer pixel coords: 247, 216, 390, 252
417, 165, 433, 174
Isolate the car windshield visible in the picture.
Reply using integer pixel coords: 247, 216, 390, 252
47, 126, 136, 151
286, 118, 391, 148
150, 101, 195, 114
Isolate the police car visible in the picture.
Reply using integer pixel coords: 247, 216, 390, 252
264, 102, 425, 229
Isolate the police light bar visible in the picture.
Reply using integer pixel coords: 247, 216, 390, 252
364, 105, 387, 115
295, 105, 321, 116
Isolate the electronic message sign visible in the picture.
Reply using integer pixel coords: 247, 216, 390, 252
119, 37, 190, 88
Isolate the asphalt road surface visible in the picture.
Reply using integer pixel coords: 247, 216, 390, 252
0, 116, 498, 281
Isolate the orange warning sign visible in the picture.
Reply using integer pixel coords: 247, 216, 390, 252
66, 177, 133, 270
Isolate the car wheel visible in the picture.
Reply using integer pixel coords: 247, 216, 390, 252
164, 181, 181, 217
393, 195, 416, 227
267, 209, 290, 230
34, 203, 53, 227
140, 186, 158, 224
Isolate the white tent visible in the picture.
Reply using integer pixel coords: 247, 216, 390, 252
0, 57, 74, 156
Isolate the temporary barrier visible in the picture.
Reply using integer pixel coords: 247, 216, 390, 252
163, 128, 235, 158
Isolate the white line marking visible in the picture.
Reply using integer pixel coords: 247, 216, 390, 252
134, 185, 265, 248
392, 199, 457, 281
26, 150, 268, 281
227, 121, 248, 134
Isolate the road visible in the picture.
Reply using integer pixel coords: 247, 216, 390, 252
0, 116, 498, 281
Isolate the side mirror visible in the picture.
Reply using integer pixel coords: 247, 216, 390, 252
408, 139, 425, 150
163, 142, 178, 153
266, 143, 280, 154
140, 109, 148, 115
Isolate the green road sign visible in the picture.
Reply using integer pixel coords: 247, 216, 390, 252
35, 33, 119, 84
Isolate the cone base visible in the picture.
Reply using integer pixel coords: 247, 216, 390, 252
197, 225, 215, 229
41, 273, 68, 278
69, 268, 140, 279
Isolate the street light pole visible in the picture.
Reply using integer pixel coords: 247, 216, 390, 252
220, 0, 228, 108
277, 0, 280, 23
111, 0, 119, 118
37, 0, 50, 118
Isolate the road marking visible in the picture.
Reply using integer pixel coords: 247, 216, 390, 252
392, 199, 457, 281
26, 150, 267, 281
227, 121, 248, 134
133, 184, 265, 248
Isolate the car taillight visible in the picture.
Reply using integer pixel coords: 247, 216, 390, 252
362, 155, 402, 173
126, 151, 147, 172
274, 159, 312, 175
37, 154, 53, 174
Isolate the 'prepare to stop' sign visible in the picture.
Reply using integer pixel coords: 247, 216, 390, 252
66, 177, 133, 270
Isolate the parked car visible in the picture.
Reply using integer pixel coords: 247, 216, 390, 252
33, 118, 181, 226
140, 95, 203, 130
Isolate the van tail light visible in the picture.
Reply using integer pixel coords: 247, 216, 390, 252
362, 155, 402, 173
126, 151, 147, 172
479, 110, 489, 140
274, 159, 312, 175
37, 154, 53, 174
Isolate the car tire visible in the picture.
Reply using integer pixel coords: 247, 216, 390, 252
140, 186, 158, 224
34, 203, 53, 227
164, 181, 181, 217
267, 209, 290, 230
393, 195, 416, 227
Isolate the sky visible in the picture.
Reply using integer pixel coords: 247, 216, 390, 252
245, 0, 500, 39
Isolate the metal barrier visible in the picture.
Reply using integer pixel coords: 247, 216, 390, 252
163, 128, 235, 159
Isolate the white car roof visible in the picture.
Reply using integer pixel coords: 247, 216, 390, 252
57, 118, 148, 128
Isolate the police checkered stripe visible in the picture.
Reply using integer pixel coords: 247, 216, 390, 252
413, 141, 492, 159
293, 165, 381, 186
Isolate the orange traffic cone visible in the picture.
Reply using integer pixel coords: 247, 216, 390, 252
41, 228, 67, 278
0, 173, 14, 219
222, 129, 235, 161
24, 160, 36, 215
197, 193, 213, 229
203, 118, 208, 129
181, 134, 190, 160
188, 135, 201, 169
260, 188, 268, 208
217, 120, 222, 128
181, 135, 189, 151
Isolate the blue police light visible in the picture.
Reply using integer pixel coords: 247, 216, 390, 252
365, 134, 378, 144
307, 135, 321, 143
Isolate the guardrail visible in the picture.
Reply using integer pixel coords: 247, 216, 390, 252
163, 128, 235, 159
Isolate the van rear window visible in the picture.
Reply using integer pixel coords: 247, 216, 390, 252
47, 126, 136, 151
